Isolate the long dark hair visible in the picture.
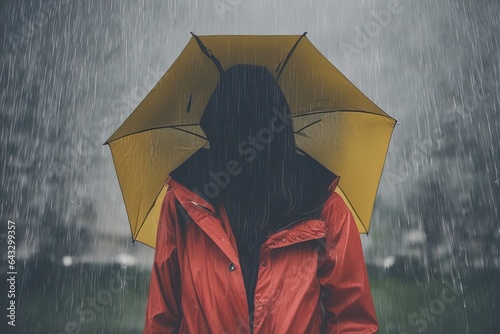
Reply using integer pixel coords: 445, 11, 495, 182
172, 64, 334, 255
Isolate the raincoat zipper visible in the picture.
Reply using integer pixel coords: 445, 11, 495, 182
190, 200, 215, 215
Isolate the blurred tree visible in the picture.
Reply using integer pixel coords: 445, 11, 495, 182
0, 0, 109, 261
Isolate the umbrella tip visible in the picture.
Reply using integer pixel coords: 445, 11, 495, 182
302, 31, 308, 36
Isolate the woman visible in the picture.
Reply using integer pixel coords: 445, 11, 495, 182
144, 64, 378, 333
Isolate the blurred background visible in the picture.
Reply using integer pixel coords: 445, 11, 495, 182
0, 0, 498, 333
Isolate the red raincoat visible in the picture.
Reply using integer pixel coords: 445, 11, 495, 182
144, 176, 378, 333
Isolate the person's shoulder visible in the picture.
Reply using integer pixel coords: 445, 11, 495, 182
161, 177, 189, 222
163, 178, 175, 200
321, 189, 357, 235
322, 191, 349, 215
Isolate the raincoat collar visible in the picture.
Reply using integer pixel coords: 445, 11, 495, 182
166, 175, 340, 221
166, 175, 340, 258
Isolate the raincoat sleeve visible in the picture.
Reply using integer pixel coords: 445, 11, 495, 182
143, 189, 182, 334
318, 193, 379, 333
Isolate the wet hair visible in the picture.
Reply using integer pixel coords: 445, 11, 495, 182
171, 64, 334, 314
201, 64, 298, 253
173, 64, 335, 254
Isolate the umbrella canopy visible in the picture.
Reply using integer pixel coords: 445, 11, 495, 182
105, 33, 397, 248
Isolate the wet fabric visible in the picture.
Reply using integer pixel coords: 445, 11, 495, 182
143, 176, 378, 333
104, 34, 397, 248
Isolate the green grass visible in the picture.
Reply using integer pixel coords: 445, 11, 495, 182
3, 261, 498, 333
10, 261, 150, 334
368, 266, 500, 333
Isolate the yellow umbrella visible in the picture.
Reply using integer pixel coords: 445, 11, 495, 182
104, 33, 397, 248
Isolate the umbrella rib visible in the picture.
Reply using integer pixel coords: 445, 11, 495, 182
134, 182, 167, 246
170, 126, 208, 140
294, 119, 322, 134
275, 32, 307, 81
190, 32, 225, 75
106, 110, 395, 145
105, 124, 207, 144
291, 109, 397, 121
344, 194, 369, 234
334, 184, 370, 234
107, 109, 394, 144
